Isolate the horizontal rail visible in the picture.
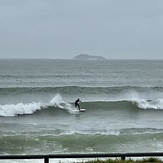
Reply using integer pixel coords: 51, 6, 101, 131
1, 152, 163, 163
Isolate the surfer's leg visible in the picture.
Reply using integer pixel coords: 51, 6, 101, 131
77, 104, 80, 110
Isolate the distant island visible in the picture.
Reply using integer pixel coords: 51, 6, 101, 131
73, 54, 106, 60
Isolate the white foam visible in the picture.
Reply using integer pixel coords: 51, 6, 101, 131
0, 102, 42, 117
132, 98, 163, 110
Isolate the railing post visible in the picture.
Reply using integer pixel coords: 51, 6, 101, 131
121, 155, 125, 160
44, 157, 49, 163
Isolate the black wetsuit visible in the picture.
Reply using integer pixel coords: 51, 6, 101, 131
75, 99, 81, 110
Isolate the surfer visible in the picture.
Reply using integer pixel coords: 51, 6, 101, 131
75, 98, 82, 110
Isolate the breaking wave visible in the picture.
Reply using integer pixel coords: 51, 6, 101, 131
1, 93, 163, 117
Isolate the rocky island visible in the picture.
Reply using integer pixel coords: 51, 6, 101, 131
73, 54, 106, 60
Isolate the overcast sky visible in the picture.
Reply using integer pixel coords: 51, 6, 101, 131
0, 0, 163, 59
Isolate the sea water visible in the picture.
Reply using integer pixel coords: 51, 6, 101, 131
0, 59, 163, 162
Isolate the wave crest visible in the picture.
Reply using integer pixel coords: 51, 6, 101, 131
1, 93, 163, 117
0, 94, 78, 117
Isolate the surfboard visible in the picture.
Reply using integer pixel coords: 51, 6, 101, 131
80, 108, 86, 112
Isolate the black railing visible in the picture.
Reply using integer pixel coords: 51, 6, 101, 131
1, 152, 163, 163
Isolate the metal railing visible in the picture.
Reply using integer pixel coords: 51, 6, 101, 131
1, 152, 163, 163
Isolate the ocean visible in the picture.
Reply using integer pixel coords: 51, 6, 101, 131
0, 59, 163, 162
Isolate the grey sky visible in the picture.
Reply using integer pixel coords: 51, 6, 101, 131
0, 0, 163, 59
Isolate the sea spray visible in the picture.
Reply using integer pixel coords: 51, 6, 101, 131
134, 98, 163, 110
50, 94, 65, 108
50, 94, 79, 114
128, 90, 163, 110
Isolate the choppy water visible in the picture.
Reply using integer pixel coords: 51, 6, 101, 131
0, 59, 163, 162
